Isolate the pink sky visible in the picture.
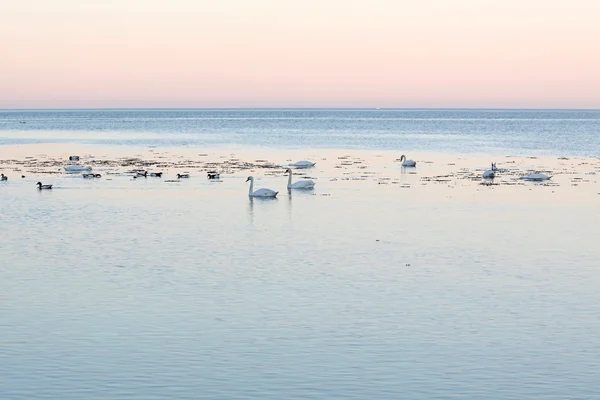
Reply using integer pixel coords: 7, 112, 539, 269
1, 0, 600, 108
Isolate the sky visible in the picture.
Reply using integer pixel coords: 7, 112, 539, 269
1, 0, 600, 108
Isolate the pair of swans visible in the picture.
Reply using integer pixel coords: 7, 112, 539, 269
246, 170, 315, 197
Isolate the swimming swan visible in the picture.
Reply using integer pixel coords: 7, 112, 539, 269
207, 172, 220, 179
399, 155, 416, 167
83, 173, 101, 178
520, 173, 551, 181
482, 162, 497, 179
64, 165, 92, 172
1, 174, 7, 181
285, 168, 315, 189
37, 182, 53, 190
177, 173, 190, 179
246, 176, 278, 197
290, 160, 316, 169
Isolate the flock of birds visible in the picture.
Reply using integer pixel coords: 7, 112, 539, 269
1, 155, 553, 196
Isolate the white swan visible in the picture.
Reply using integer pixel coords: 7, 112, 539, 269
64, 165, 92, 172
482, 162, 497, 179
399, 155, 416, 167
246, 176, 278, 197
521, 173, 551, 181
285, 168, 315, 189
290, 160, 316, 169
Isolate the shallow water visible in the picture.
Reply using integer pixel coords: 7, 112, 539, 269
1, 146, 600, 399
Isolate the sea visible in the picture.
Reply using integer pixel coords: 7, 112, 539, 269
1, 108, 599, 156
1, 109, 599, 399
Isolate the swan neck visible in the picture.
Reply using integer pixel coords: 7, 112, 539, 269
288, 170, 292, 186
248, 178, 254, 195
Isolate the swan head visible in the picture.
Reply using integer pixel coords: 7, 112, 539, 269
246, 176, 254, 182
284, 168, 291, 174
400, 155, 406, 162
36, 182, 42, 186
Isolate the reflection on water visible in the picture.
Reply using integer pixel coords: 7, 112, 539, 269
1, 150, 600, 399
247, 196, 254, 222
286, 190, 293, 220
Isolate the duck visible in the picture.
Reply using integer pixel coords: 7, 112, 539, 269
1, 174, 7, 181
37, 182, 53, 190
207, 172, 220, 179
482, 162, 497, 179
83, 173, 101, 178
285, 168, 315, 189
520, 173, 551, 181
289, 160, 316, 169
246, 176, 278, 197
177, 173, 190, 179
135, 171, 162, 177
399, 155, 416, 167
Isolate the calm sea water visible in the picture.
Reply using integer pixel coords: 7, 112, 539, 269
1, 111, 600, 399
1, 109, 599, 156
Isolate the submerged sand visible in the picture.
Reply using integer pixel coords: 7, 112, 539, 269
1, 143, 599, 202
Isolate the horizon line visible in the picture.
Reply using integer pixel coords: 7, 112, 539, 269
2, 107, 600, 112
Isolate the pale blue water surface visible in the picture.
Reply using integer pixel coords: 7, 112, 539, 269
1, 108, 599, 156
1, 110, 600, 399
